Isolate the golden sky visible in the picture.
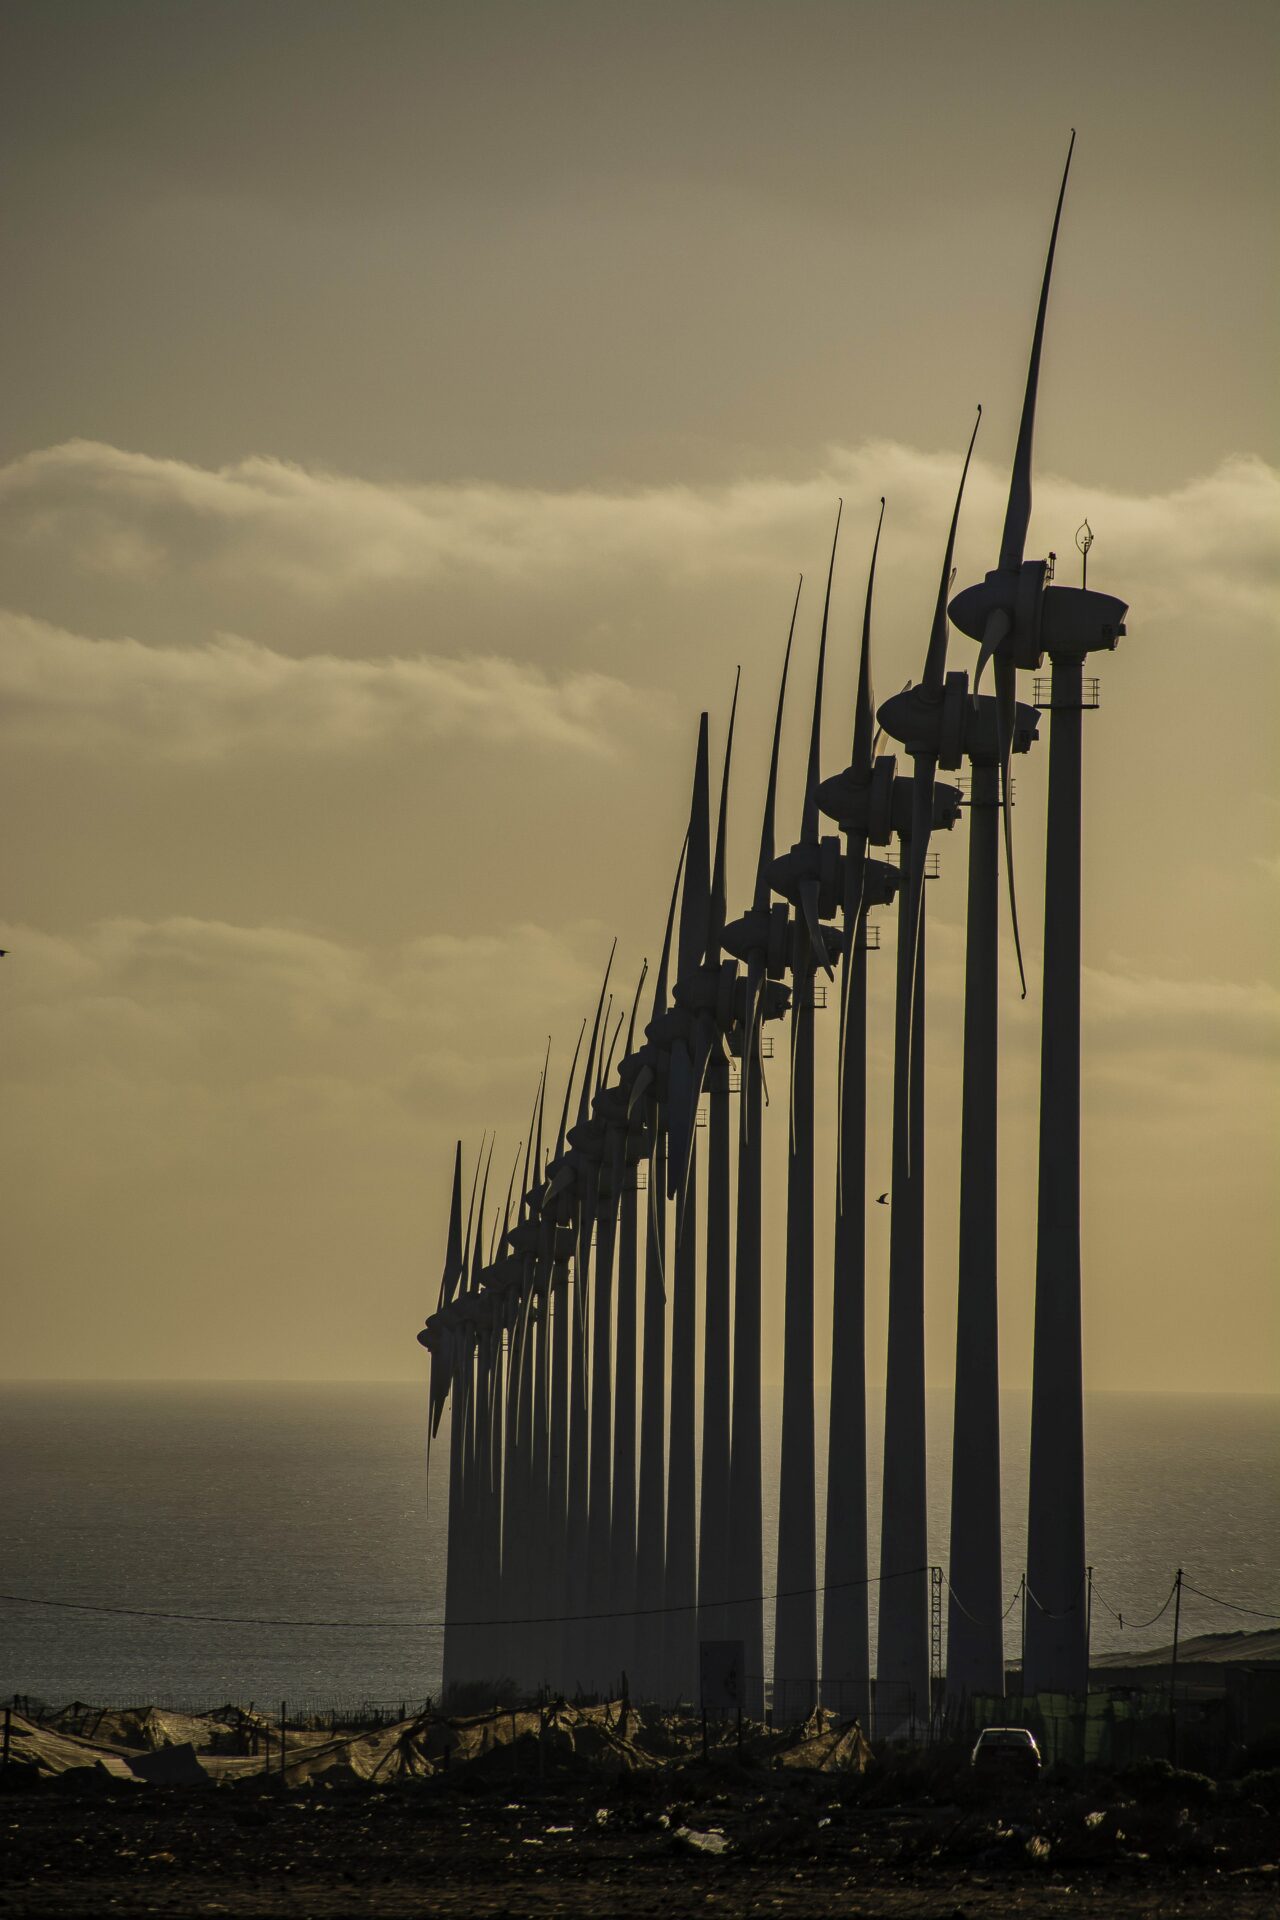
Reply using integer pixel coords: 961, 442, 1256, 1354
1, 0, 1276, 1390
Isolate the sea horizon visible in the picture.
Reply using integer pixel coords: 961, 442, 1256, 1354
2, 1381, 1275, 1708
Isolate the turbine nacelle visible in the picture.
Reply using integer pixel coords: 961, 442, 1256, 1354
767, 834, 843, 921
948, 571, 1126, 668
478, 1252, 522, 1293
879, 671, 1040, 767
721, 901, 792, 981
816, 753, 899, 845
889, 771, 962, 842
645, 1005, 691, 1051
564, 1118, 606, 1165
672, 955, 739, 1035
856, 855, 903, 912
1038, 582, 1127, 660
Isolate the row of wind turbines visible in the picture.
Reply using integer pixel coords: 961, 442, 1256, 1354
417, 138, 1128, 1731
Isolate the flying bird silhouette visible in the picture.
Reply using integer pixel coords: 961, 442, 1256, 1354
876, 1192, 889, 1205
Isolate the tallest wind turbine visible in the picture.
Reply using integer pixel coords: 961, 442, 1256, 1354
948, 136, 1128, 1694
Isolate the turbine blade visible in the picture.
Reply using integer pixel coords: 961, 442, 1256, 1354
518, 1062, 543, 1227
439, 1141, 464, 1307
676, 716, 712, 982
502, 1139, 522, 1243
835, 833, 869, 1207
973, 606, 1011, 701
647, 1122, 666, 1303
740, 953, 764, 1143
802, 500, 842, 846
543, 1163, 575, 1205
1000, 132, 1075, 574
534, 1038, 549, 1169
923, 408, 982, 691
754, 578, 801, 910
554, 1023, 587, 1163
672, 1011, 716, 1214
850, 500, 885, 774
627, 1059, 655, 1120
995, 654, 1028, 998
798, 875, 834, 979
469, 1136, 494, 1292
577, 942, 617, 1127
788, 963, 803, 1155
708, 667, 740, 963
903, 771, 936, 1178
601, 1004, 625, 1095
651, 837, 687, 1022
665, 1035, 695, 1202
624, 957, 649, 1056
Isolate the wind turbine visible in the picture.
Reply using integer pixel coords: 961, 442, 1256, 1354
499, 1070, 547, 1690
872, 421, 979, 1729
537, 1019, 589, 1690
812, 503, 901, 1723
661, 718, 712, 1703
621, 843, 685, 1701
722, 589, 801, 1710
597, 959, 649, 1694
767, 510, 848, 1721
417, 1140, 469, 1695
442, 1136, 493, 1692
905, 588, 1041, 1703
664, 679, 743, 1647
544, 948, 616, 1686
947, 135, 1127, 1695
583, 997, 626, 1691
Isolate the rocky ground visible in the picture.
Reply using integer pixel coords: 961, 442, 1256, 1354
2, 1754, 1278, 1917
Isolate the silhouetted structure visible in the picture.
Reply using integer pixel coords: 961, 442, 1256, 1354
416, 136, 1128, 1726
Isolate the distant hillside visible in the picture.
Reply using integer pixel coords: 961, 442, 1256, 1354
1094, 1628, 1280, 1668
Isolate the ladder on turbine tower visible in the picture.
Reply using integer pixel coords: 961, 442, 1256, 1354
929, 1565, 944, 1738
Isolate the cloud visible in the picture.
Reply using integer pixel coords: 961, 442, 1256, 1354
0, 611, 641, 760
2, 914, 604, 1106
2, 438, 1275, 627
2, 436, 1275, 1384
1083, 958, 1280, 1060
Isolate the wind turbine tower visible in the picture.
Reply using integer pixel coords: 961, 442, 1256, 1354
948, 136, 1127, 1694
813, 504, 900, 1723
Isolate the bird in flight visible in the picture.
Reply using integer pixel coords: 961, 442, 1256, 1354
876, 1192, 889, 1205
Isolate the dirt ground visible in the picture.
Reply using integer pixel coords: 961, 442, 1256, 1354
2, 1766, 1278, 1918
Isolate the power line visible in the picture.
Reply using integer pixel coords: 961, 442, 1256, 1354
0, 1566, 928, 1638
1024, 1572, 1090, 1621
1083, 1578, 1177, 1633
1180, 1581, 1280, 1622
5, 1570, 1272, 1639
944, 1574, 1024, 1630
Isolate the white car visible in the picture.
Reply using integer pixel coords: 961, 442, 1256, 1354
970, 1725, 1042, 1780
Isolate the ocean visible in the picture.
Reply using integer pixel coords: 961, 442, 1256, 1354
1, 1382, 1275, 1708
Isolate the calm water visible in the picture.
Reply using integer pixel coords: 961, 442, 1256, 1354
1, 1383, 1275, 1706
